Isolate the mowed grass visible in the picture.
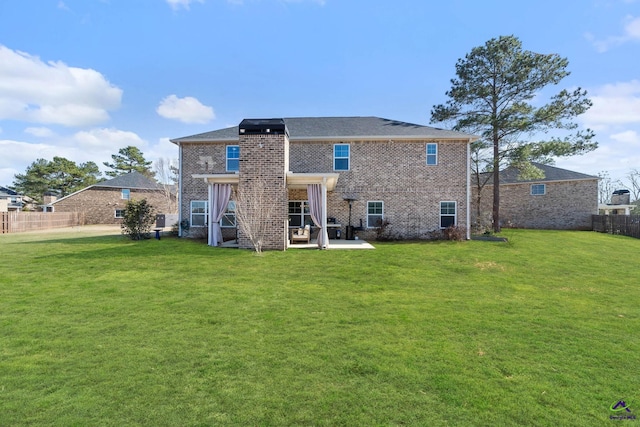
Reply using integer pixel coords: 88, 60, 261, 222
1, 228, 639, 426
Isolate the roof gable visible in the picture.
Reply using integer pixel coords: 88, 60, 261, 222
95, 171, 162, 190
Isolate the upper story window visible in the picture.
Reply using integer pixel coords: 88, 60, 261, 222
367, 201, 384, 228
334, 144, 350, 171
531, 184, 546, 195
426, 143, 438, 165
226, 145, 240, 172
121, 189, 130, 200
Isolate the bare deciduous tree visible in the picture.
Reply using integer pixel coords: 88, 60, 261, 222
234, 176, 278, 253
154, 158, 179, 213
627, 169, 640, 203
598, 171, 624, 204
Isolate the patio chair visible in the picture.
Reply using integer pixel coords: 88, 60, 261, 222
291, 225, 311, 244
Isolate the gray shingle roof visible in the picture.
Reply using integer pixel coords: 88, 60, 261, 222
171, 116, 478, 143
95, 171, 163, 190
482, 162, 598, 184
0, 186, 19, 196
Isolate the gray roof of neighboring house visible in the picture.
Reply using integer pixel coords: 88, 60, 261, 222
51, 172, 163, 205
94, 171, 163, 190
0, 186, 20, 196
171, 116, 478, 143
482, 162, 599, 185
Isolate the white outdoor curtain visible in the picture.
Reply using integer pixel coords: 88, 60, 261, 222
307, 184, 329, 249
208, 183, 232, 246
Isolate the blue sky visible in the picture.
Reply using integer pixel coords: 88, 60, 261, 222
0, 0, 639, 187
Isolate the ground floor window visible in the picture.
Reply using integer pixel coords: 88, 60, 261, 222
440, 201, 456, 228
190, 200, 208, 227
288, 200, 311, 227
115, 209, 125, 218
221, 200, 236, 228
367, 201, 384, 228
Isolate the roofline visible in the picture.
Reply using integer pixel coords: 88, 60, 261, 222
50, 182, 164, 204
172, 135, 479, 144
488, 176, 599, 186
50, 186, 92, 204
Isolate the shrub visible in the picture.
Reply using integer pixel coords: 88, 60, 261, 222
443, 225, 466, 241
374, 219, 399, 241
121, 199, 155, 240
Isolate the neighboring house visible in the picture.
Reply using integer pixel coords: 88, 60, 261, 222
171, 116, 478, 250
0, 186, 31, 212
48, 172, 177, 224
599, 189, 635, 215
472, 162, 599, 230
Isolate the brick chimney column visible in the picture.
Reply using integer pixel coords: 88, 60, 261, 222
237, 119, 289, 251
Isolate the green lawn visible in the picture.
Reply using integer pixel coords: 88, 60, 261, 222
1, 228, 639, 426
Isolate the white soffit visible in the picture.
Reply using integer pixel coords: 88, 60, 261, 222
286, 172, 339, 191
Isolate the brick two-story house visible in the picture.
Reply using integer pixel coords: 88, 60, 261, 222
171, 116, 478, 250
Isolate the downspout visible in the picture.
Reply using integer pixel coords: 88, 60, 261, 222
466, 140, 471, 240
177, 141, 183, 238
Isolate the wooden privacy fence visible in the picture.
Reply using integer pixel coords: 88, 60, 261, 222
0, 212, 85, 234
592, 215, 640, 239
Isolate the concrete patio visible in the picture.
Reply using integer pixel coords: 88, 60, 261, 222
221, 238, 375, 249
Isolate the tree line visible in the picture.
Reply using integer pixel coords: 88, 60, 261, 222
9, 146, 178, 203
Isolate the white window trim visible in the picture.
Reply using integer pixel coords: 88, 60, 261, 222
426, 143, 438, 166
288, 200, 311, 228
333, 143, 350, 171
367, 200, 384, 228
226, 145, 240, 172
121, 188, 130, 200
115, 209, 125, 219
531, 184, 546, 195
190, 200, 208, 227
439, 201, 457, 229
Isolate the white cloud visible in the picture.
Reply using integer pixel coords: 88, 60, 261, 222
611, 130, 640, 144
166, 0, 204, 10
24, 127, 55, 138
0, 45, 122, 127
588, 15, 640, 52
72, 128, 147, 151
156, 95, 215, 124
582, 80, 640, 129
556, 79, 640, 182
0, 128, 148, 185
146, 137, 179, 163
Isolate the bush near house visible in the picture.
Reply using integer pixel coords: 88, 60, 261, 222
0, 229, 639, 426
120, 199, 155, 240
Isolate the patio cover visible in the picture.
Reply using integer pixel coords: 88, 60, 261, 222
192, 172, 339, 249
